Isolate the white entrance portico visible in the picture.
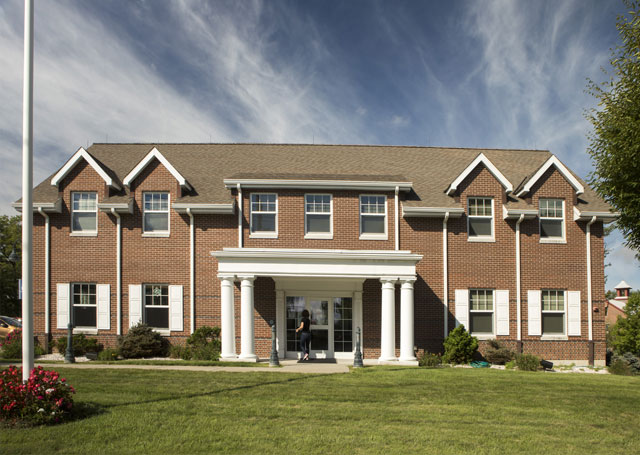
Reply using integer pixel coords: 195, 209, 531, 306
211, 248, 422, 364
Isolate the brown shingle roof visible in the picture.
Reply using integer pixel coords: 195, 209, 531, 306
23, 143, 612, 212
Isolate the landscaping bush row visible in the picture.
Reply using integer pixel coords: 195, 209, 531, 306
0, 329, 45, 359
606, 292, 640, 375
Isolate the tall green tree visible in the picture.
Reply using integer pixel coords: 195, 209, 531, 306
609, 292, 640, 356
587, 1, 640, 254
0, 215, 21, 316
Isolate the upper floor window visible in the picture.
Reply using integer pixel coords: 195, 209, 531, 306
467, 197, 493, 241
143, 192, 169, 234
360, 195, 387, 239
250, 193, 277, 237
539, 199, 565, 242
72, 283, 96, 328
542, 289, 565, 335
71, 192, 97, 234
470, 289, 494, 335
144, 284, 169, 330
305, 194, 332, 239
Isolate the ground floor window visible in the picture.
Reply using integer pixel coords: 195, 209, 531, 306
73, 283, 96, 327
333, 297, 352, 352
144, 284, 169, 329
470, 289, 493, 335
542, 290, 565, 335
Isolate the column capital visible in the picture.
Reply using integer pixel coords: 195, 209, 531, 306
218, 275, 235, 283
380, 277, 398, 285
399, 278, 416, 287
238, 275, 256, 284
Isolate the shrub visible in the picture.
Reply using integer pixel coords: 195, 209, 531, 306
483, 339, 516, 365
55, 334, 103, 357
0, 329, 45, 359
169, 344, 192, 360
419, 351, 442, 368
443, 325, 478, 364
185, 326, 221, 361
505, 360, 516, 370
515, 353, 540, 371
609, 352, 640, 375
0, 366, 75, 426
608, 292, 640, 356
118, 323, 170, 359
97, 348, 119, 361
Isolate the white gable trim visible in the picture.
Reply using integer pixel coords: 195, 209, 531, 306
516, 155, 584, 197
123, 147, 191, 190
446, 153, 513, 195
51, 147, 120, 190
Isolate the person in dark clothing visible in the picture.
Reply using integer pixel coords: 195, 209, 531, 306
296, 309, 311, 361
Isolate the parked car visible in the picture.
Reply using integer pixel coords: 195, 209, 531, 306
0, 316, 22, 338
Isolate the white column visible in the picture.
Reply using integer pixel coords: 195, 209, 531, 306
239, 276, 258, 360
399, 279, 416, 361
379, 278, 397, 362
219, 276, 236, 359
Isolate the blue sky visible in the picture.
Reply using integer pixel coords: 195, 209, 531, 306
0, 0, 637, 290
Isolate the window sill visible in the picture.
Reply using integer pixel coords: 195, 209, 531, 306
359, 234, 388, 241
70, 232, 98, 237
249, 232, 278, 239
73, 328, 98, 335
540, 335, 568, 341
472, 334, 495, 341
152, 329, 171, 336
539, 238, 566, 244
467, 237, 495, 243
142, 232, 170, 238
304, 233, 333, 240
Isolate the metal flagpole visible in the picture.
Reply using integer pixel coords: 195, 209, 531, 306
22, 0, 34, 382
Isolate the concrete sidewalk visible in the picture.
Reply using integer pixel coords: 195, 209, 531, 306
30, 359, 351, 374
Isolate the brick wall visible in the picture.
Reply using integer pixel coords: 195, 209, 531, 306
31, 158, 606, 362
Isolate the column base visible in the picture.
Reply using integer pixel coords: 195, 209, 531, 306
378, 356, 398, 364
399, 355, 418, 362
220, 353, 238, 360
238, 353, 259, 362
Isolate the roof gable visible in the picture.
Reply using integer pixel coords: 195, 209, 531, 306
122, 147, 191, 190
516, 155, 584, 197
446, 153, 513, 195
50, 147, 120, 189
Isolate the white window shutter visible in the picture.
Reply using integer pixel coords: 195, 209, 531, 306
455, 289, 469, 330
528, 290, 542, 336
567, 291, 581, 336
129, 284, 142, 327
169, 285, 184, 332
97, 284, 110, 330
495, 290, 509, 336
56, 283, 70, 329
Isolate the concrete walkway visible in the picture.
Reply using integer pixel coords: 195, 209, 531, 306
29, 359, 351, 374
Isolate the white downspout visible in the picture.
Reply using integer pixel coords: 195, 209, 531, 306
586, 216, 596, 341
394, 186, 399, 251
110, 208, 122, 336
187, 208, 195, 334
443, 211, 449, 338
515, 214, 524, 341
38, 208, 50, 342
237, 183, 243, 248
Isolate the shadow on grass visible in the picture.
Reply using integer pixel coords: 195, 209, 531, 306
69, 401, 108, 422
105, 373, 324, 410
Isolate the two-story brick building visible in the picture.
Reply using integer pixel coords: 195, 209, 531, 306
14, 143, 616, 365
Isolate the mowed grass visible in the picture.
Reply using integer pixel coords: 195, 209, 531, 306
2, 366, 639, 454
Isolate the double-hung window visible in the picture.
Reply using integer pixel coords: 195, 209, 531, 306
71, 192, 97, 234
144, 284, 169, 330
467, 197, 493, 241
250, 193, 277, 237
542, 290, 565, 335
539, 199, 565, 242
469, 289, 494, 334
72, 283, 97, 328
305, 194, 332, 238
360, 195, 387, 239
143, 192, 169, 234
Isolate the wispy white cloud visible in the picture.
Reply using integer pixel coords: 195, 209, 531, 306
390, 115, 410, 127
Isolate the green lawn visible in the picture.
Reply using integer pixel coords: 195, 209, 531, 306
2, 366, 639, 454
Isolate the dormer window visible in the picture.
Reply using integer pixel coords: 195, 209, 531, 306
143, 192, 170, 234
71, 192, 97, 234
539, 198, 565, 242
467, 197, 494, 241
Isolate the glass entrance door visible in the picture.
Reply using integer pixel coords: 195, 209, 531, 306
309, 299, 330, 357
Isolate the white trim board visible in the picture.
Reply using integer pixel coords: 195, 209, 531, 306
224, 178, 412, 192
516, 155, 584, 197
51, 147, 120, 189
446, 153, 513, 195
123, 147, 191, 189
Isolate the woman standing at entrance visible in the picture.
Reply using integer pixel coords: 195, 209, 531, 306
296, 309, 311, 361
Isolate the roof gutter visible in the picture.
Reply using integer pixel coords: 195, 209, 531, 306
173, 203, 235, 215
223, 178, 413, 192
402, 206, 464, 218
12, 199, 62, 213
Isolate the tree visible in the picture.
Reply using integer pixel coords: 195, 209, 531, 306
608, 292, 640, 356
587, 1, 640, 254
0, 215, 21, 316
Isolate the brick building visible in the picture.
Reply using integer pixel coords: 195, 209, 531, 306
605, 280, 632, 326
14, 144, 617, 365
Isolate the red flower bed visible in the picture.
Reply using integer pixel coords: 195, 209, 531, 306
0, 366, 75, 425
